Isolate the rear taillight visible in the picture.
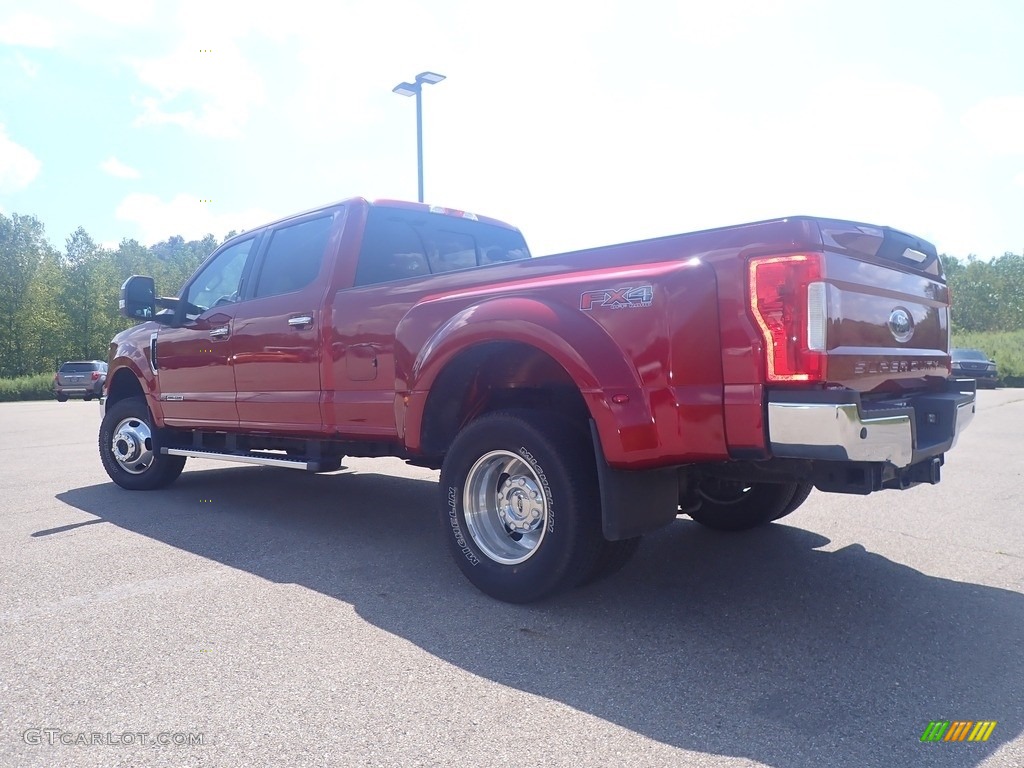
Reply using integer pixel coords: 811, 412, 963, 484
749, 253, 827, 382
91, 371, 101, 381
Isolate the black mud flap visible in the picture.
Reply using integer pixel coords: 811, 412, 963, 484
589, 422, 679, 541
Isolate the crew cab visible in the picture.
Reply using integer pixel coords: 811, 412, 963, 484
99, 197, 976, 603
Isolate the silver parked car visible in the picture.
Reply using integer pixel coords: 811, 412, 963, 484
53, 360, 107, 401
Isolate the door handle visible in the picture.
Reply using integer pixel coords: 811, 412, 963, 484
209, 326, 230, 339
288, 315, 314, 327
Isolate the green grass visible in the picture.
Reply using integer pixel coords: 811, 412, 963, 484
0, 373, 55, 402
953, 329, 1024, 385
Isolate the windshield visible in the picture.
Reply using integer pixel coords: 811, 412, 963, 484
952, 349, 988, 361
60, 362, 100, 372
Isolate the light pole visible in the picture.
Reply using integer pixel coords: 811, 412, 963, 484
392, 71, 446, 203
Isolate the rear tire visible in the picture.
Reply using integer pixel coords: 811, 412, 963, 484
56, 394, 68, 402
772, 482, 813, 521
439, 410, 603, 603
99, 396, 186, 490
686, 479, 811, 532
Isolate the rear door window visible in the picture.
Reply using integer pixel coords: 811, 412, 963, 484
253, 214, 336, 298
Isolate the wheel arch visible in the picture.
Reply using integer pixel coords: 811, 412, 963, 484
397, 296, 654, 459
105, 357, 162, 425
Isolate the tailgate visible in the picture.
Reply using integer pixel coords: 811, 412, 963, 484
817, 220, 950, 393
58, 368, 92, 386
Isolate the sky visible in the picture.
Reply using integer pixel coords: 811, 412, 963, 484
1, 0, 1023, 260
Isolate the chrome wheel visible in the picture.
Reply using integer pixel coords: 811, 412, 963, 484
110, 416, 154, 474
464, 450, 548, 565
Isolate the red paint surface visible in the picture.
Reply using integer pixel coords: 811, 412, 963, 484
108, 199, 953, 469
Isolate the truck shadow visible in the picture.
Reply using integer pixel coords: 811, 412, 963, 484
56, 466, 1022, 768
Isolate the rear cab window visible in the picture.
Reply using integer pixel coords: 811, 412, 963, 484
353, 207, 530, 287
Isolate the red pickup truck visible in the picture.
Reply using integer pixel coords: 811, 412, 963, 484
100, 197, 976, 603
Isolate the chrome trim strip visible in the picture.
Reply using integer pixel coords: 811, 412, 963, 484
161, 447, 316, 470
149, 332, 159, 374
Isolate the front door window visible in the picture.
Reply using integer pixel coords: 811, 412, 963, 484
182, 238, 255, 318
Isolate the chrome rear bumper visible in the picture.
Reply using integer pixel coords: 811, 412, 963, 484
768, 379, 976, 469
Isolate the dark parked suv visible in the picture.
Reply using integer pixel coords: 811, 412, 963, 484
950, 348, 998, 389
54, 360, 107, 401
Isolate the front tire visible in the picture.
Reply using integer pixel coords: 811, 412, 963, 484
686, 479, 812, 531
99, 396, 186, 490
439, 410, 603, 603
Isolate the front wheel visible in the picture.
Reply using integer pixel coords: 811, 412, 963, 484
99, 396, 186, 490
439, 410, 603, 603
686, 479, 813, 531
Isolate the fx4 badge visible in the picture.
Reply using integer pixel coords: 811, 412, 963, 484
580, 285, 654, 311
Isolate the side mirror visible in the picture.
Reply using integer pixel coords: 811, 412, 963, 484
120, 275, 156, 320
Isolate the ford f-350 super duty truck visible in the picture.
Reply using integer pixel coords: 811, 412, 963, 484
100, 197, 976, 603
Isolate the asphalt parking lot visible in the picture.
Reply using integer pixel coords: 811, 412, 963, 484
1, 391, 1022, 768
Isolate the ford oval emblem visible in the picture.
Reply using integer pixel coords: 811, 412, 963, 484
888, 308, 914, 343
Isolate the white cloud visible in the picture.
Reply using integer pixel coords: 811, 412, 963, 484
798, 78, 946, 155
100, 156, 141, 179
673, 0, 813, 45
1015, 172, 1024, 188
963, 96, 1024, 155
126, 0, 445, 140
14, 51, 38, 78
0, 12, 57, 47
130, 39, 265, 138
0, 125, 41, 192
72, 0, 156, 26
115, 193, 273, 244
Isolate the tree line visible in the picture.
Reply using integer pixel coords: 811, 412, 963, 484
940, 253, 1024, 334
1, 211, 1022, 378
0, 213, 229, 378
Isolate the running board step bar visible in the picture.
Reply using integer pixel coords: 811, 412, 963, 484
161, 447, 342, 472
